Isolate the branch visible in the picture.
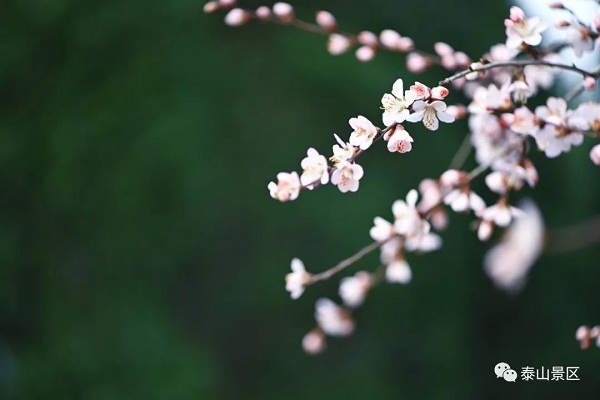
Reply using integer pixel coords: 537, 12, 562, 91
439, 60, 600, 86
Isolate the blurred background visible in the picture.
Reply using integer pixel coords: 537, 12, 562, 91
1, 0, 599, 398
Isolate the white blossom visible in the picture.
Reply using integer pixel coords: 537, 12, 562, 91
330, 134, 355, 165
300, 148, 329, 188
339, 271, 371, 308
385, 258, 412, 284
268, 172, 301, 202
406, 100, 455, 131
285, 258, 311, 299
386, 125, 414, 153
484, 199, 544, 293
315, 298, 354, 336
381, 79, 417, 126
369, 217, 394, 242
348, 115, 378, 150
504, 6, 548, 49
331, 161, 364, 193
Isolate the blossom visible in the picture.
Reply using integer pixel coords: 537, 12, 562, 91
369, 216, 394, 242
381, 79, 417, 125
272, 2, 294, 23
268, 172, 301, 202
385, 258, 412, 283
406, 100, 455, 131
331, 161, 364, 193
339, 271, 371, 308
315, 10, 336, 31
483, 199, 544, 293
285, 258, 311, 299
591, 144, 600, 165
300, 148, 329, 188
443, 189, 486, 213
479, 202, 525, 227
348, 115, 378, 150
534, 124, 584, 158
386, 125, 414, 153
504, 6, 548, 48
224, 8, 250, 26
302, 329, 326, 355
508, 106, 538, 135
327, 34, 352, 55
565, 23, 595, 57
330, 134, 355, 164
405, 232, 442, 253
392, 189, 427, 236
315, 298, 354, 336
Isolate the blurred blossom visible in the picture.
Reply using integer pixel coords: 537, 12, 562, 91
483, 199, 545, 293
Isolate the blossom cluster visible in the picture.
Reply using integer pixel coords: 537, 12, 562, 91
268, 79, 455, 200
207, 1, 600, 354
576, 325, 600, 349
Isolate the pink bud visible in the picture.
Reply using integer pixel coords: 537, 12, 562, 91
316, 10, 336, 31
273, 2, 294, 23
357, 31, 378, 46
441, 55, 456, 70
478, 220, 494, 241
406, 52, 430, 73
302, 329, 326, 355
576, 325, 590, 340
446, 105, 468, 120
203, 1, 219, 13
431, 86, 449, 100
431, 209, 449, 231
583, 76, 596, 91
355, 46, 376, 62
439, 169, 466, 186
224, 8, 250, 26
509, 6, 525, 23
327, 34, 352, 55
590, 144, 600, 165
434, 42, 454, 57
218, 0, 236, 7
522, 159, 538, 187
396, 37, 414, 52
255, 6, 271, 20
379, 29, 401, 47
453, 51, 471, 68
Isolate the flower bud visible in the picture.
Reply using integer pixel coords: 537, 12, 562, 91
327, 34, 352, 55
357, 31, 378, 46
302, 329, 326, 355
255, 6, 271, 20
583, 76, 596, 91
406, 52, 430, 73
203, 1, 219, 13
434, 42, 454, 57
224, 8, 250, 27
355, 46, 376, 62
316, 10, 336, 31
478, 220, 494, 241
431, 85, 449, 100
218, 0, 236, 7
590, 144, 600, 166
273, 2, 294, 23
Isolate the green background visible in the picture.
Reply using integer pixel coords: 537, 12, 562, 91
1, 0, 599, 398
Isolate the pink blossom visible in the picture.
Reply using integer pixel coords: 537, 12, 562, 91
268, 172, 301, 202
348, 115, 378, 150
331, 161, 364, 193
327, 34, 352, 55
386, 125, 414, 153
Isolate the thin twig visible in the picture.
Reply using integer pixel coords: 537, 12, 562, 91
449, 133, 473, 170
309, 239, 388, 283
439, 60, 600, 86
